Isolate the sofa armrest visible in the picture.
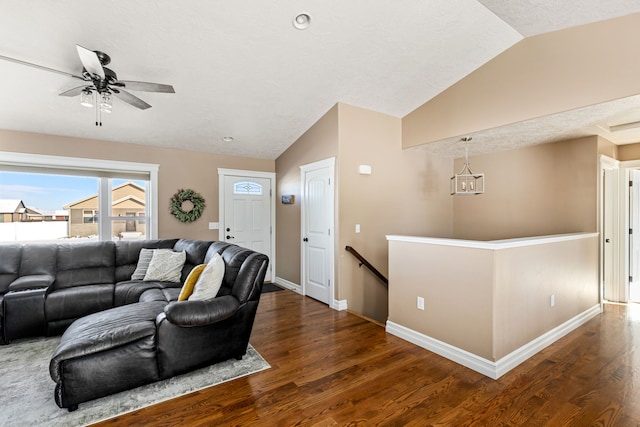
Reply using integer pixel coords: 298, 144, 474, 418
9, 274, 55, 291
162, 295, 240, 327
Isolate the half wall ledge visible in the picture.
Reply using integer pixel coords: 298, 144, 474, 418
386, 232, 600, 379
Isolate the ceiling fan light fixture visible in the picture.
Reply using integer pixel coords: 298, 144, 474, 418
80, 90, 94, 108
99, 93, 112, 109
222, 136, 234, 143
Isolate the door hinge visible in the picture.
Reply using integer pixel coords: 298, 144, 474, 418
631, 229, 633, 235
328, 178, 331, 185
631, 181, 634, 187
328, 229, 331, 236
270, 189, 272, 196
630, 275, 634, 282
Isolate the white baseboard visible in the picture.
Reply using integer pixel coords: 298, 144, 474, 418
273, 277, 346, 311
333, 299, 348, 311
273, 277, 302, 294
386, 304, 602, 379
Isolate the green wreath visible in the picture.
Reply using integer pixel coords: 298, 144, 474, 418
170, 189, 205, 223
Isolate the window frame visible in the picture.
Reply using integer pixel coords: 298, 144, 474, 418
0, 151, 159, 240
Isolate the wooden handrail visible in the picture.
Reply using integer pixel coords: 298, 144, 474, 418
345, 246, 388, 286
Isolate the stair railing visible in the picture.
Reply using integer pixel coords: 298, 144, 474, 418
344, 245, 388, 286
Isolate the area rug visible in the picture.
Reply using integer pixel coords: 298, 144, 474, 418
0, 336, 269, 427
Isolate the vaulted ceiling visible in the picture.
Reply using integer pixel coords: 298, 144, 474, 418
1, 1, 639, 160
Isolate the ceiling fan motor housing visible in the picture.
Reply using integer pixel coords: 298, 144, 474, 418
83, 66, 117, 92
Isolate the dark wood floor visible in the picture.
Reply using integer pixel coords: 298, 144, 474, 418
94, 292, 640, 426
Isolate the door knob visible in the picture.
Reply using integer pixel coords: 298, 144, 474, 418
303, 237, 308, 242
226, 227, 231, 232
226, 235, 234, 239
605, 238, 611, 243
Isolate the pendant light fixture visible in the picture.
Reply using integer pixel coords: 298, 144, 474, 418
450, 137, 484, 195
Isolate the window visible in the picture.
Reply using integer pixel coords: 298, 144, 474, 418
233, 181, 263, 195
83, 210, 99, 224
0, 151, 158, 243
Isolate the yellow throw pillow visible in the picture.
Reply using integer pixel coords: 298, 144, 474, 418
178, 264, 207, 301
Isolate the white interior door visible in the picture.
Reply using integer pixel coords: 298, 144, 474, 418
222, 175, 272, 278
630, 169, 640, 301
301, 158, 335, 305
603, 167, 616, 300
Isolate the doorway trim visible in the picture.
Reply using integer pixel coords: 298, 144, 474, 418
300, 157, 337, 308
599, 155, 622, 303
218, 168, 276, 282
620, 159, 640, 302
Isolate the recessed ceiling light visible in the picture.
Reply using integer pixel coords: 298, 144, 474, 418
293, 13, 311, 30
222, 136, 234, 142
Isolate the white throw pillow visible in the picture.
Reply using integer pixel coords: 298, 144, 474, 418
143, 250, 186, 282
189, 253, 225, 301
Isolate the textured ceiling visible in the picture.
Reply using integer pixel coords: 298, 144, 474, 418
0, 1, 639, 160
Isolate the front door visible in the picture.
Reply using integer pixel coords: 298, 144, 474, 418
301, 158, 335, 305
222, 175, 272, 278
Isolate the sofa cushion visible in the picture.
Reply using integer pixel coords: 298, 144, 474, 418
172, 239, 214, 282
45, 284, 114, 321
55, 242, 115, 290
178, 264, 206, 301
140, 287, 181, 303
144, 250, 186, 282
0, 243, 22, 295
114, 280, 181, 306
189, 254, 225, 301
19, 244, 58, 277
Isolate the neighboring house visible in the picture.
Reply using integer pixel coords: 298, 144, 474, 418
0, 199, 66, 222
39, 210, 70, 222
63, 182, 146, 238
0, 199, 26, 222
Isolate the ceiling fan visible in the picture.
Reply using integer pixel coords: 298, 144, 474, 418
0, 45, 174, 121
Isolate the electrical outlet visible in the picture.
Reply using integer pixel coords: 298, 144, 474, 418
550, 294, 555, 307
417, 296, 425, 310
355, 224, 361, 233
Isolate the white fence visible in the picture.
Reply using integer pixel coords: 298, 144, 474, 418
0, 221, 68, 242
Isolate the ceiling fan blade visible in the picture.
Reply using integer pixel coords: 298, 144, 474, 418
0, 53, 85, 80
113, 80, 175, 93
76, 45, 105, 79
59, 86, 89, 97
113, 89, 152, 110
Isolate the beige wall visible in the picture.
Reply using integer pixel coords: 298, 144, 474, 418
0, 130, 274, 240
493, 237, 599, 359
388, 240, 494, 358
275, 103, 453, 323
453, 136, 599, 240
275, 105, 339, 284
337, 104, 452, 322
618, 143, 640, 161
403, 13, 640, 148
